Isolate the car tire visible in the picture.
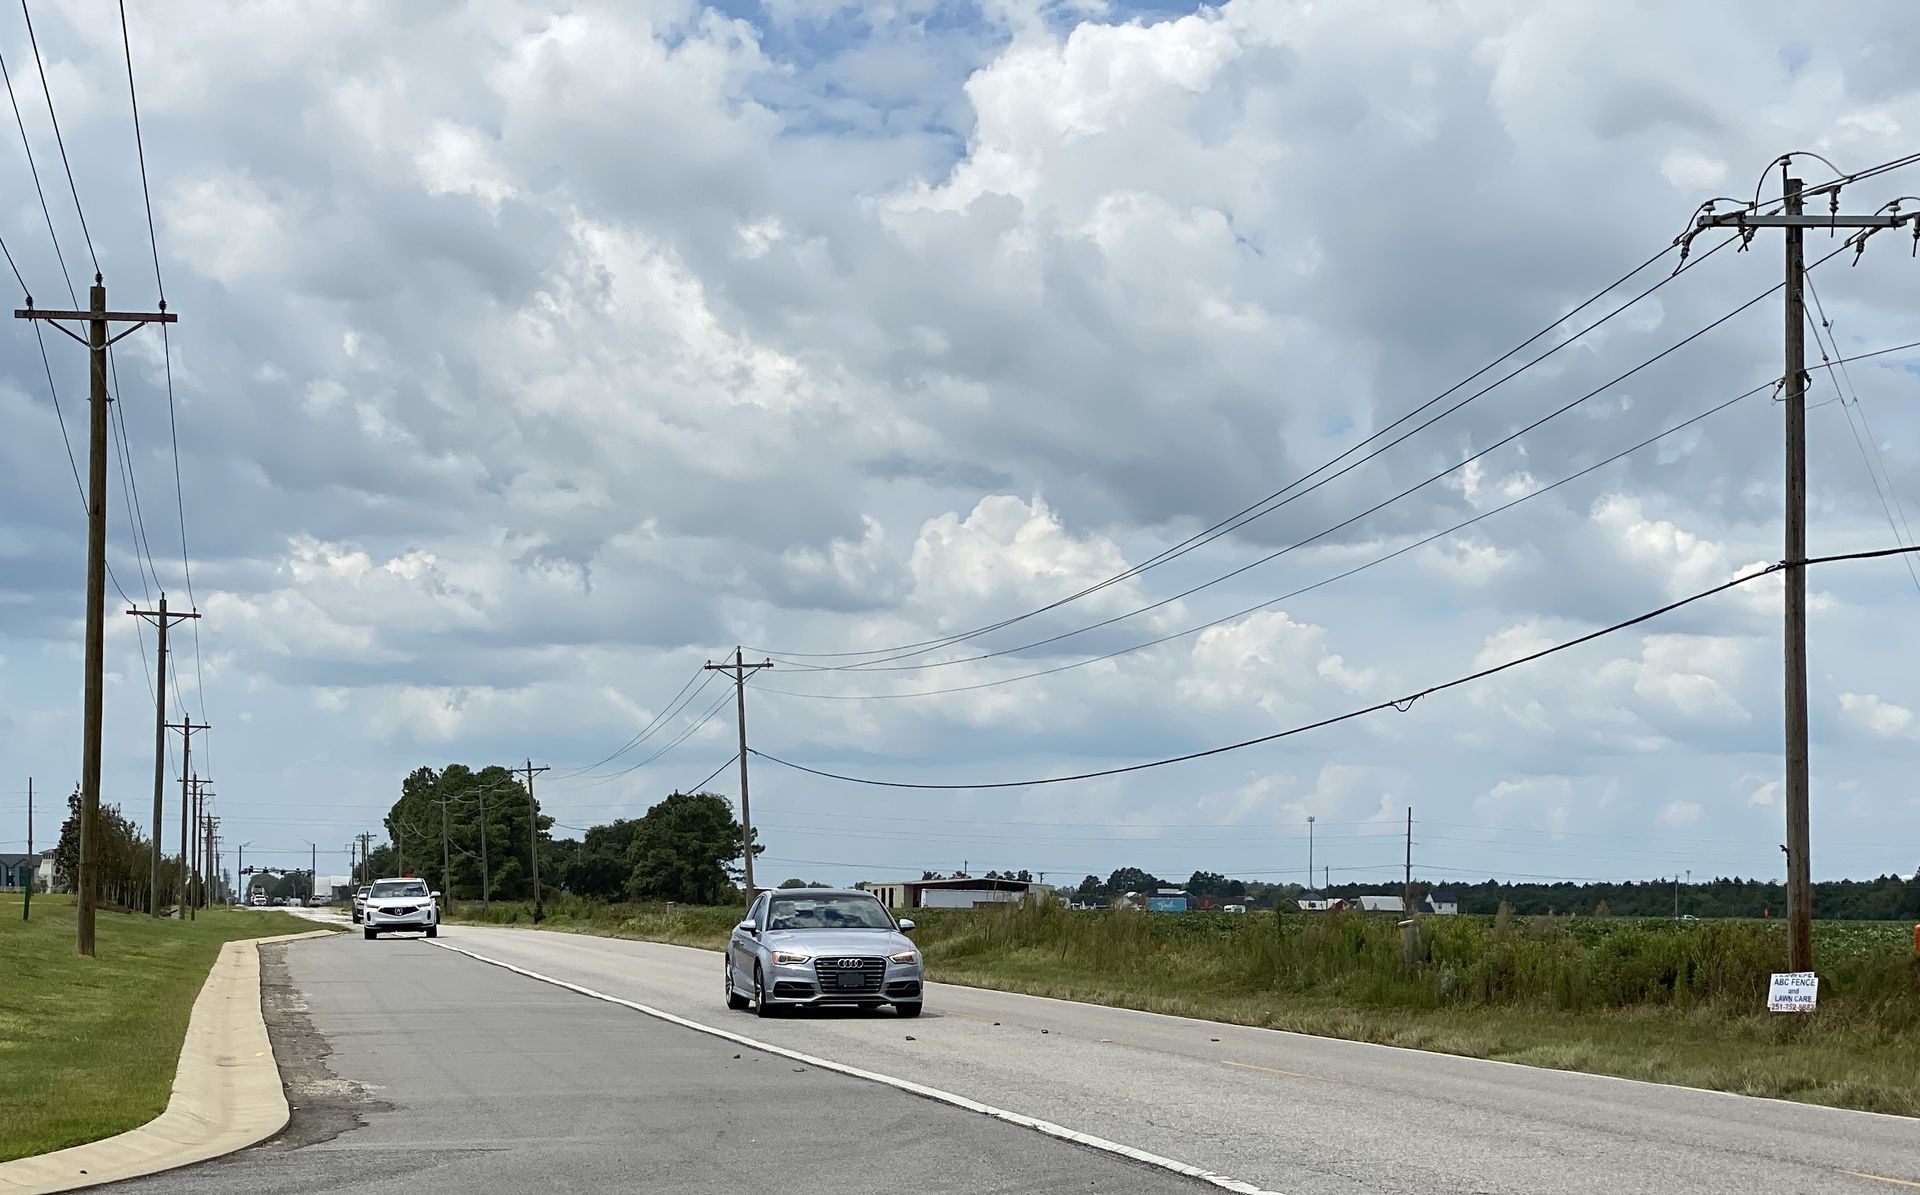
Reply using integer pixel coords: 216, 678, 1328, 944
753, 964, 777, 1018
426, 925, 438, 939
363, 927, 377, 940
726, 962, 750, 1010
895, 1002, 923, 1018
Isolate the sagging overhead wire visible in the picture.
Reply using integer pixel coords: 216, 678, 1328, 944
755, 150, 1920, 671
19, 0, 97, 275
562, 689, 736, 790
1802, 275, 1920, 597
774, 232, 1770, 684
748, 545, 1920, 791
749, 241, 1693, 666
754, 338, 1920, 703
557, 666, 712, 778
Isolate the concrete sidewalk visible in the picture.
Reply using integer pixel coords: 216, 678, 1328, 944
0, 929, 335, 1195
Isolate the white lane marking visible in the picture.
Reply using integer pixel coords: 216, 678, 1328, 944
429, 939, 1280, 1195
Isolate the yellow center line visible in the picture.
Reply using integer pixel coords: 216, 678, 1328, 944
1221, 1058, 1332, 1083
1845, 1172, 1920, 1190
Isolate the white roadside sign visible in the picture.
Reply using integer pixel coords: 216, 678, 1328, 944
1767, 971, 1819, 1013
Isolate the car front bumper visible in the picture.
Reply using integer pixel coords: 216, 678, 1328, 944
765, 960, 922, 1005
366, 907, 436, 930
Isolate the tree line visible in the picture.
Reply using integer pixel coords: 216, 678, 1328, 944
46, 787, 191, 911
1062, 866, 1920, 919
378, 764, 758, 906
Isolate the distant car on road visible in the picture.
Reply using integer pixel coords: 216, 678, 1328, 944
352, 886, 371, 923
726, 888, 922, 1018
362, 878, 440, 939
249, 892, 267, 907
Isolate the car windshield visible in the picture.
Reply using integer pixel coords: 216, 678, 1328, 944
765, 894, 893, 931
370, 880, 428, 898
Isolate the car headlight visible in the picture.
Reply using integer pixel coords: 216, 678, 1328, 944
772, 951, 813, 965
889, 950, 918, 964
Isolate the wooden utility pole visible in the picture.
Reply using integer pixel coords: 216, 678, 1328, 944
204, 815, 219, 906
129, 596, 199, 916
357, 831, 374, 886
704, 648, 772, 902
166, 718, 206, 915
1694, 163, 1917, 972
16, 279, 177, 956
513, 760, 550, 920
440, 797, 451, 907
22, 777, 31, 922
1402, 807, 1413, 915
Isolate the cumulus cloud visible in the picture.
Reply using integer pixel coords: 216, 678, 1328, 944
1, 0, 1916, 885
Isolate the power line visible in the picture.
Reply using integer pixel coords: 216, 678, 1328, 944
761, 338, 1920, 704
564, 690, 736, 790
779, 233, 1814, 684
679, 752, 739, 796
113, 4, 204, 722
115, 0, 162, 304
19, 0, 97, 275
750, 240, 1699, 665
751, 152, 1920, 672
0, 38, 75, 301
749, 546, 1920, 791
1802, 274, 1920, 597
0, 229, 24, 293
557, 666, 710, 777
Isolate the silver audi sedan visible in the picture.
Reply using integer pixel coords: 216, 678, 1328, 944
725, 888, 923, 1018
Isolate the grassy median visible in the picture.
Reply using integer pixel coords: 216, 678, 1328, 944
0, 894, 319, 1162
452, 895, 1920, 1116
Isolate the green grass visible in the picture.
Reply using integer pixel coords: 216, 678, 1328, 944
0, 894, 321, 1161
451, 896, 1920, 1116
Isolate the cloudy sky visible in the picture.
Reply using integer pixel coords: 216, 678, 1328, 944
1, 0, 1916, 893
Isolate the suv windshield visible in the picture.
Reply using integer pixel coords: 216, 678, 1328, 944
766, 894, 892, 931
370, 880, 428, 899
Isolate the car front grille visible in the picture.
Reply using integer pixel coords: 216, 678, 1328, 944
812, 957, 885, 994
379, 905, 421, 916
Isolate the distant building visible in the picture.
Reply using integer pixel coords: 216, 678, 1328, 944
1419, 891, 1459, 916
1296, 892, 1337, 911
861, 877, 1052, 909
0, 853, 41, 891
1145, 888, 1190, 912
1355, 895, 1405, 913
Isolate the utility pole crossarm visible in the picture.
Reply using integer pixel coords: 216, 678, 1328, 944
14, 306, 180, 322
1697, 213, 1911, 228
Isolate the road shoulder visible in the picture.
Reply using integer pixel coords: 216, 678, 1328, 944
0, 930, 334, 1195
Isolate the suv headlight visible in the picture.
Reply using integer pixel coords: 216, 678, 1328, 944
889, 950, 918, 964
772, 951, 813, 965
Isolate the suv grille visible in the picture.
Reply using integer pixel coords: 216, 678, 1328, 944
812, 957, 885, 994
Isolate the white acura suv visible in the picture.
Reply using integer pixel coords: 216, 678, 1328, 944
361, 877, 440, 939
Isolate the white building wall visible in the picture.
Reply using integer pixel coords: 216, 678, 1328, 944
917, 886, 1019, 909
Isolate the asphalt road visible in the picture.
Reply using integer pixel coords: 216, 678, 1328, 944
109, 929, 1208, 1194
421, 925, 1920, 1195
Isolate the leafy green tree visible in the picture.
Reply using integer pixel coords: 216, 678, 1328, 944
563, 818, 644, 900
1075, 874, 1103, 898
624, 791, 757, 905
383, 763, 551, 901
1106, 867, 1163, 895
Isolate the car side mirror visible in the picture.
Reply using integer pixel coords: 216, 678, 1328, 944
431, 891, 442, 900
897, 918, 916, 932
737, 920, 758, 936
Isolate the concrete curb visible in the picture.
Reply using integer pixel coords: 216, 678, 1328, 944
0, 929, 338, 1195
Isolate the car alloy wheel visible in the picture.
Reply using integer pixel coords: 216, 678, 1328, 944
754, 964, 777, 1018
726, 962, 750, 1011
